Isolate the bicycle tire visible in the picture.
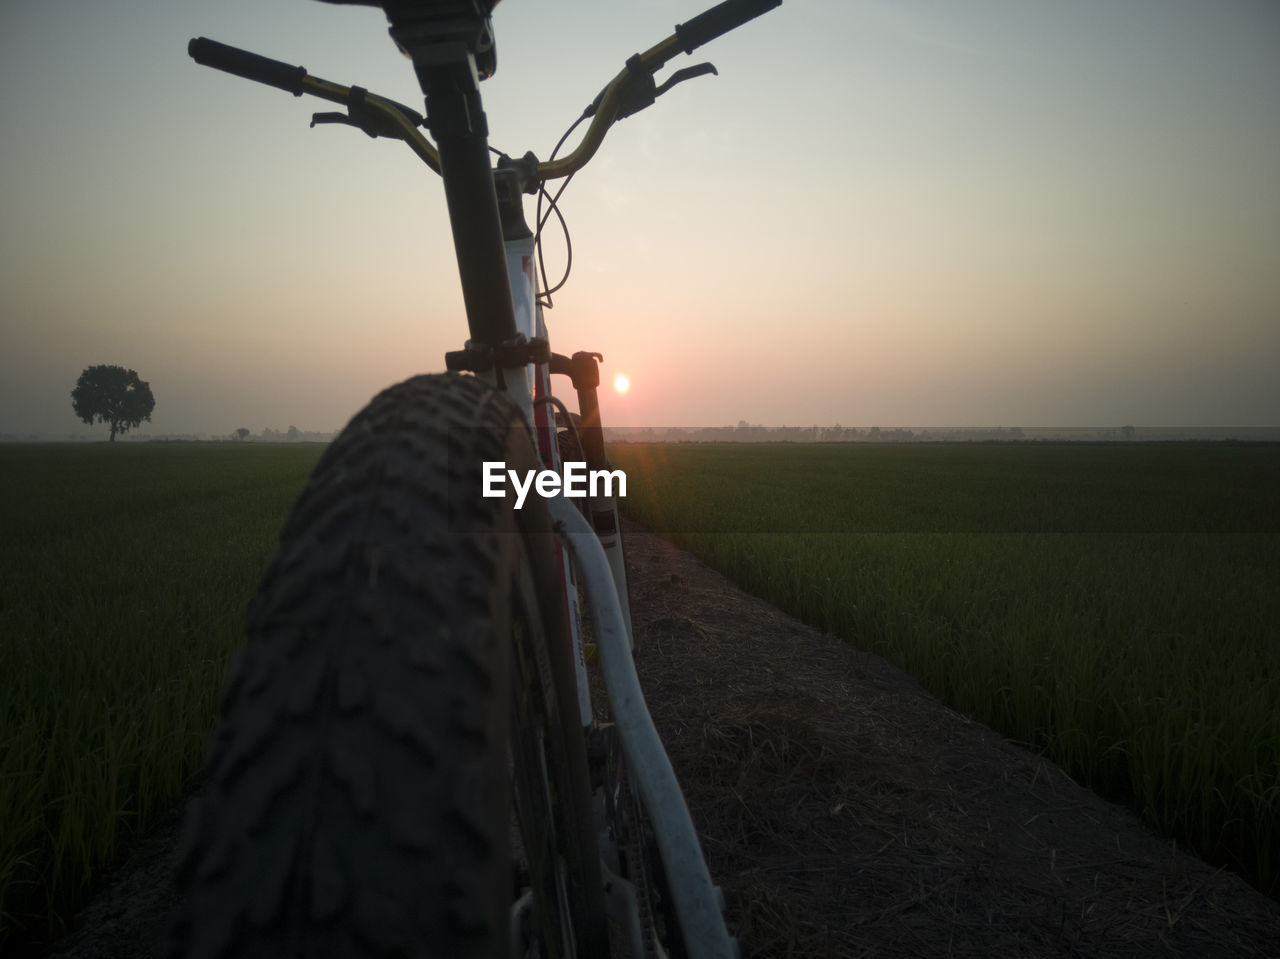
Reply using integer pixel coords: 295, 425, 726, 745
168, 373, 608, 958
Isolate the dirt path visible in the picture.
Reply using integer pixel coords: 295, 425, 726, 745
46, 520, 1280, 958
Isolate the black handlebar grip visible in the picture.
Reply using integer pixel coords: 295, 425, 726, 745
674, 0, 781, 55
188, 37, 308, 97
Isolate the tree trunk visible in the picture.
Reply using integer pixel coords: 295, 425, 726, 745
109, 421, 117, 442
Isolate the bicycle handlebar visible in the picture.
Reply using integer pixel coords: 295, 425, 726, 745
675, 0, 782, 55
189, 0, 779, 182
530, 0, 781, 179
188, 38, 307, 97
188, 37, 443, 173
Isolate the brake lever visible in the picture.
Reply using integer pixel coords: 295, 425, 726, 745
310, 111, 365, 132
309, 86, 426, 140
655, 62, 718, 98
584, 58, 719, 124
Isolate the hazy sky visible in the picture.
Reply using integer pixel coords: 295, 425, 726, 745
2, 0, 1278, 437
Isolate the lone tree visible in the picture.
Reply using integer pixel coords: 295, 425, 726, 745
71, 365, 156, 442
234, 427, 250, 441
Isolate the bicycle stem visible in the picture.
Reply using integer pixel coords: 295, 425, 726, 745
405, 48, 520, 350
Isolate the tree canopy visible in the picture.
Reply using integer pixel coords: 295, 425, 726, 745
71, 365, 156, 441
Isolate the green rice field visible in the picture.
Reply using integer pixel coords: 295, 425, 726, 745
0, 442, 323, 944
611, 441, 1280, 898
2, 440, 1277, 945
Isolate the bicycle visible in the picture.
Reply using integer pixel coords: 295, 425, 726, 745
172, 2, 780, 956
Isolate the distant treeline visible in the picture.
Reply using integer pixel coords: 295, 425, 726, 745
0, 429, 338, 443
5, 425, 1276, 445
605, 425, 1280, 443
231, 426, 338, 443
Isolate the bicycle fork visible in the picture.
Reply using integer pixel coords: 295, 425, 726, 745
550, 498, 736, 959
490, 167, 725, 957
487, 167, 634, 724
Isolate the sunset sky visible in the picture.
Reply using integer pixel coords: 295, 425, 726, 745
3, 0, 1277, 438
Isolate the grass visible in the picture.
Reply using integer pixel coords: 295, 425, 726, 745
611, 442, 1280, 897
3, 438, 1276, 944
0, 442, 323, 945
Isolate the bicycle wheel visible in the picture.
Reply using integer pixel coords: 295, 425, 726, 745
169, 373, 607, 958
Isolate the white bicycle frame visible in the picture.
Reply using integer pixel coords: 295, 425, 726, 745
497, 234, 594, 726
497, 229, 735, 959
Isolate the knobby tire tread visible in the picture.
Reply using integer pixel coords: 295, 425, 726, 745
168, 373, 603, 959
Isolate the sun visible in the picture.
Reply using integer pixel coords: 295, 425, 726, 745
613, 373, 630, 394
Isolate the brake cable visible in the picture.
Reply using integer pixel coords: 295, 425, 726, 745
534, 58, 717, 307
533, 114, 586, 308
